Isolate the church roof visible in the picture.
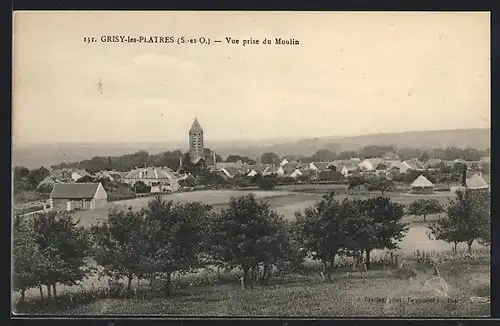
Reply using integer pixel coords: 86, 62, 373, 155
190, 118, 203, 133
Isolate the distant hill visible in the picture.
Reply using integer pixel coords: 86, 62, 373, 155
12, 129, 490, 169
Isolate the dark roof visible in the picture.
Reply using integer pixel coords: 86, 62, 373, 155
190, 118, 203, 133
223, 166, 241, 177
51, 183, 102, 199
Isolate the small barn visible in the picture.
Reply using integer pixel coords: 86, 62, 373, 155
411, 175, 434, 194
466, 174, 489, 191
50, 183, 108, 211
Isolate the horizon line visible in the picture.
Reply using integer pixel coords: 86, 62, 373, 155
13, 127, 490, 146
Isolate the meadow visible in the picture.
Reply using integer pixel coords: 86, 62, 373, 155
72, 188, 457, 228
15, 249, 490, 317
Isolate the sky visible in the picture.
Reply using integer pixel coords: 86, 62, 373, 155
13, 11, 490, 145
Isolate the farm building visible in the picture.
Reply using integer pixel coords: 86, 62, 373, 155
50, 182, 107, 211
70, 169, 92, 182
247, 169, 262, 177
358, 158, 384, 171
331, 160, 358, 177
309, 162, 331, 172
124, 167, 182, 192
399, 159, 426, 174
410, 175, 435, 194
263, 165, 280, 175
219, 166, 241, 179
466, 174, 489, 191
37, 175, 62, 191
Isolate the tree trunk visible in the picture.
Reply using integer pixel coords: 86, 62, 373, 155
126, 275, 133, 299
322, 261, 329, 280
52, 284, 57, 300
365, 250, 372, 270
39, 285, 44, 302
356, 251, 363, 264
261, 263, 269, 281
217, 266, 221, 282
323, 257, 334, 281
242, 267, 249, 290
423, 214, 426, 223
149, 274, 155, 289
47, 284, 52, 301
467, 240, 474, 253
454, 242, 458, 252
165, 272, 172, 297
328, 257, 335, 280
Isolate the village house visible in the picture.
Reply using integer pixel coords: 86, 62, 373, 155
399, 159, 426, 174
93, 171, 115, 181
50, 182, 108, 211
279, 158, 289, 167
263, 165, 280, 175
358, 158, 384, 172
331, 160, 358, 177
410, 175, 435, 194
37, 175, 62, 192
309, 162, 331, 172
383, 159, 402, 171
288, 169, 303, 179
424, 158, 442, 168
247, 168, 262, 177
122, 167, 182, 192
70, 169, 92, 182
50, 168, 74, 182
219, 166, 241, 179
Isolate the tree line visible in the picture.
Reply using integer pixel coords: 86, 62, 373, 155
13, 189, 490, 304
44, 145, 489, 176
261, 145, 489, 165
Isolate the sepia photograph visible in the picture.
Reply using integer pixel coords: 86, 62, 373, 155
12, 11, 490, 317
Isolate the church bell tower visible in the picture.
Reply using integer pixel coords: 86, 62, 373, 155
189, 118, 204, 162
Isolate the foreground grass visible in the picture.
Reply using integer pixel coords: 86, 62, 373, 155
15, 259, 490, 317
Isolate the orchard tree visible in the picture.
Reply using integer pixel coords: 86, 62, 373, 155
365, 177, 395, 196
141, 197, 211, 296
293, 192, 367, 281
407, 198, 443, 223
13, 214, 48, 304
348, 176, 367, 193
428, 189, 490, 253
353, 197, 407, 268
32, 211, 92, 301
209, 194, 290, 289
91, 208, 148, 298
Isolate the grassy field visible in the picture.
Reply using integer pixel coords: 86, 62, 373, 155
72, 190, 308, 228
72, 189, 456, 228
15, 255, 490, 317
